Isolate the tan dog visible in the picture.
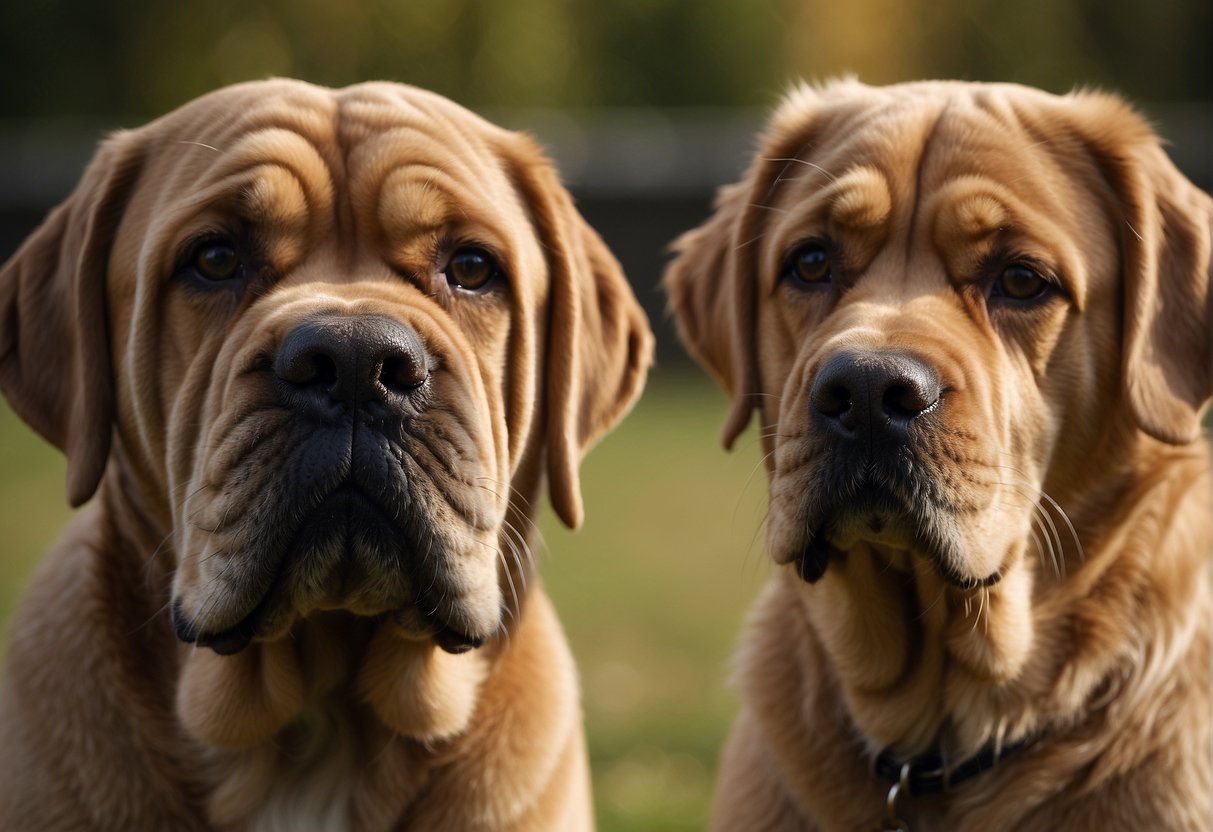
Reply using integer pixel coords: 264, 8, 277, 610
0, 79, 652, 831
666, 79, 1212, 830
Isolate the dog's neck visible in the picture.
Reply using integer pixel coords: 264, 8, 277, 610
182, 604, 532, 830
189, 615, 434, 832
787, 437, 1213, 762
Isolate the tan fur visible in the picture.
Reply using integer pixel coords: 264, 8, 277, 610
666, 79, 1212, 830
0, 79, 652, 831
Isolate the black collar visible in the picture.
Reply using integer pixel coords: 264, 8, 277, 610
872, 735, 1035, 796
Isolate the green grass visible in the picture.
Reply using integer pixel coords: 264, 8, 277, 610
0, 370, 771, 831
0, 404, 71, 633
540, 369, 771, 831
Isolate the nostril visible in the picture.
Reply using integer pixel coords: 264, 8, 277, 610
882, 380, 937, 420
380, 354, 429, 394
306, 352, 338, 389
312, 354, 338, 389
280, 348, 339, 390
813, 382, 852, 419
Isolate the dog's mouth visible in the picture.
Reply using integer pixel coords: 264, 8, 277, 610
172, 479, 498, 656
171, 598, 484, 657
794, 481, 1001, 590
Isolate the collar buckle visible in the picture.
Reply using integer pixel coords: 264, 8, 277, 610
872, 734, 1035, 829
880, 763, 912, 831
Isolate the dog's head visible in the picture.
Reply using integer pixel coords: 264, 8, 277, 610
667, 80, 1211, 651
0, 80, 652, 660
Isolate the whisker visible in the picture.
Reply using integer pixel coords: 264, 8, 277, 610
970, 584, 988, 635
748, 203, 788, 215
977, 587, 988, 636
733, 233, 766, 252
761, 156, 838, 182
1024, 522, 1057, 581
470, 478, 547, 564
1032, 499, 1067, 579
1020, 499, 1062, 581
496, 544, 520, 627
741, 511, 772, 580
734, 447, 778, 528
917, 585, 947, 621
989, 467, 1080, 580
178, 139, 221, 153
1036, 490, 1085, 564
500, 523, 532, 593
499, 521, 533, 587
186, 553, 244, 631
131, 595, 177, 637
141, 527, 179, 584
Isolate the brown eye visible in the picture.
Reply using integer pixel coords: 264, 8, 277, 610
783, 243, 832, 287
994, 264, 1050, 302
193, 241, 242, 282
445, 248, 499, 291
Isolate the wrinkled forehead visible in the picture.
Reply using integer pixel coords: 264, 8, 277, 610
131, 81, 528, 248
763, 85, 1108, 264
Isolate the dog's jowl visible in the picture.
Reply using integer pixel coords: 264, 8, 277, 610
666, 79, 1212, 830
0, 79, 652, 831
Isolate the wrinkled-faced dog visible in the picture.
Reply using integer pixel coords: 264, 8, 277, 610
0, 79, 651, 831
666, 80, 1212, 830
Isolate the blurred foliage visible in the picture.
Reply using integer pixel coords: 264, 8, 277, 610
783, 0, 1211, 102
0, 0, 1207, 120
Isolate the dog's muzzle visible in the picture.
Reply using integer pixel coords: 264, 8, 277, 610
796, 349, 943, 582
172, 312, 493, 655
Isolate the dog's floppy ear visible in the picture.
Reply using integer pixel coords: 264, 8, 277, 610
0, 130, 143, 506
507, 137, 654, 529
664, 180, 759, 450
663, 85, 826, 450
1075, 93, 1213, 443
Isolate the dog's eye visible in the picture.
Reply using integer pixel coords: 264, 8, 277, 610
993, 264, 1050, 302
187, 240, 243, 283
444, 248, 500, 291
783, 243, 832, 287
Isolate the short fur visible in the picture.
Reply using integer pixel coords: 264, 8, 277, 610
666, 79, 1212, 830
0, 79, 652, 831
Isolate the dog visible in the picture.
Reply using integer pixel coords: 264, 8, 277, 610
0, 78, 652, 831
666, 79, 1212, 830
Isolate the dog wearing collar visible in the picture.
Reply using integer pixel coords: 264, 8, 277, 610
666, 79, 1212, 829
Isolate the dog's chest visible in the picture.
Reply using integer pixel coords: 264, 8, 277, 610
243, 704, 362, 832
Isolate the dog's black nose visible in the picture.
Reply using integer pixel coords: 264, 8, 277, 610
810, 349, 940, 443
275, 315, 429, 414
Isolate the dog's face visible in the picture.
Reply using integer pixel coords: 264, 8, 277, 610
668, 80, 1211, 652
741, 82, 1135, 589
1, 80, 651, 658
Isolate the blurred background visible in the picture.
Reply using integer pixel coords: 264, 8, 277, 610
0, 2, 1209, 829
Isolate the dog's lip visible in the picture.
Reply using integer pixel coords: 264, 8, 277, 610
171, 598, 490, 657
171, 598, 260, 655
171, 480, 497, 656
196, 623, 256, 656
169, 482, 401, 656
792, 509, 1002, 590
795, 528, 832, 582
789, 489, 918, 584
431, 625, 484, 654
937, 563, 1003, 590
391, 606, 488, 655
